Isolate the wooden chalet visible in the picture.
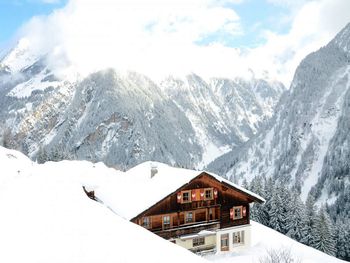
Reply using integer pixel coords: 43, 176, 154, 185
92, 162, 265, 254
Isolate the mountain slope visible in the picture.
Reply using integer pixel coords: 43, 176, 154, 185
0, 43, 284, 169
208, 23, 350, 206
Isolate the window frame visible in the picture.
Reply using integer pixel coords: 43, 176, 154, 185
185, 211, 193, 224
181, 190, 192, 203
162, 215, 171, 230
204, 188, 213, 200
220, 233, 229, 251
233, 230, 245, 246
193, 237, 205, 247
142, 216, 151, 229
233, 206, 243, 220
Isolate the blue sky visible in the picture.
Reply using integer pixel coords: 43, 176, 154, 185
0, 0, 290, 49
0, 0, 67, 46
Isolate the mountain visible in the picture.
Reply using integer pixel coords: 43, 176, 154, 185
207, 23, 350, 213
0, 41, 284, 169
0, 146, 345, 263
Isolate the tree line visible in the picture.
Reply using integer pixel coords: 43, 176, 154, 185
244, 176, 350, 261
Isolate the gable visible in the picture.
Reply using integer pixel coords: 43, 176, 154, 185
131, 172, 263, 221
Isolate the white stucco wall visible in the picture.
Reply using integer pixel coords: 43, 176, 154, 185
216, 224, 251, 254
175, 234, 216, 251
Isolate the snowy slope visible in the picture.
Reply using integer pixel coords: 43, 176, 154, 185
0, 146, 344, 263
0, 147, 207, 263
207, 22, 350, 206
206, 221, 346, 263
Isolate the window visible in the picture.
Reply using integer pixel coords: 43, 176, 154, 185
182, 190, 191, 203
233, 231, 245, 245
163, 215, 170, 229
233, 206, 242, 220
220, 234, 229, 251
209, 208, 213, 220
185, 211, 193, 223
193, 237, 205, 247
142, 217, 150, 229
204, 188, 213, 200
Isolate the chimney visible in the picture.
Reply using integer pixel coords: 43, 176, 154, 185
150, 163, 158, 178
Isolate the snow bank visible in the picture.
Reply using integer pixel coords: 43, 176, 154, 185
0, 147, 206, 263
206, 221, 346, 263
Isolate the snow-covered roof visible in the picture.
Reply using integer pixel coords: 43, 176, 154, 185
95, 161, 265, 220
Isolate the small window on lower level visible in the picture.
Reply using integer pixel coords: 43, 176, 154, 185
193, 237, 205, 247
142, 217, 150, 229
185, 211, 193, 223
233, 231, 245, 245
163, 215, 170, 229
220, 233, 229, 251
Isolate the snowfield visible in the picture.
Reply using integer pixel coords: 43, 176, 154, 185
0, 146, 345, 263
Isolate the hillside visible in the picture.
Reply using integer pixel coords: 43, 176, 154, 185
207, 23, 350, 208
0, 146, 345, 263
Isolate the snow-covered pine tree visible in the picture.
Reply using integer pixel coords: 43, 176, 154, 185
335, 218, 350, 260
267, 183, 286, 233
286, 192, 307, 241
250, 176, 268, 225
311, 206, 336, 256
300, 195, 317, 246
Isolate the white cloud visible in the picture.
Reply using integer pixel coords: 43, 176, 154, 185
15, 0, 350, 86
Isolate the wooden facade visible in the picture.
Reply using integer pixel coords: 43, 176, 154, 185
131, 172, 261, 240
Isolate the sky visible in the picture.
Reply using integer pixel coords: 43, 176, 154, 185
1, 0, 350, 86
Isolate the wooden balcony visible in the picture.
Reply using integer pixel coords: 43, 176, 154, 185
153, 220, 220, 239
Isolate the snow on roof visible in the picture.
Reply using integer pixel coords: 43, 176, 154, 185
95, 161, 265, 220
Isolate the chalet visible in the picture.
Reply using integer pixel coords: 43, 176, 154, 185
93, 162, 265, 254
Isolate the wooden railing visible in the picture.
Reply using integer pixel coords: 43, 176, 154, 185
153, 221, 220, 239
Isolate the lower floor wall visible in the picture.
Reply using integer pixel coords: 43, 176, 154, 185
172, 224, 251, 254
174, 234, 216, 252
216, 224, 251, 253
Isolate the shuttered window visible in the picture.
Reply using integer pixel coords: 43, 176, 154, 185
182, 190, 191, 203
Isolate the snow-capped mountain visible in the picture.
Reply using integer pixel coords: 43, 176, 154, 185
208, 23, 350, 210
0, 41, 284, 169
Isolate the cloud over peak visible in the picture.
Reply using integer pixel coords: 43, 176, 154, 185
12, 0, 350, 86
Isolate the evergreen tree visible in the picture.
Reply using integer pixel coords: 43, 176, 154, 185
300, 195, 317, 246
36, 146, 48, 164
268, 183, 286, 233
335, 218, 350, 260
286, 192, 307, 241
311, 206, 336, 256
250, 176, 269, 225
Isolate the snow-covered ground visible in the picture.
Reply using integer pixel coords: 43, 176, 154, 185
0, 147, 206, 263
0, 146, 345, 263
206, 221, 345, 263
